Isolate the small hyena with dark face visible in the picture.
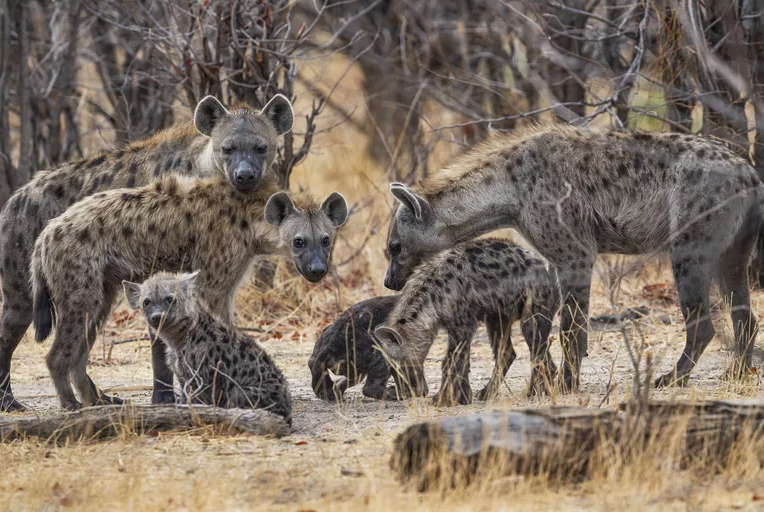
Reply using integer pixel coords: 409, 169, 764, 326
0, 94, 293, 412
31, 175, 347, 410
309, 296, 400, 401
384, 125, 763, 390
123, 272, 292, 423
375, 238, 560, 406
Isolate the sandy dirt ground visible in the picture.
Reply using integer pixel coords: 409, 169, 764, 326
2, 261, 764, 511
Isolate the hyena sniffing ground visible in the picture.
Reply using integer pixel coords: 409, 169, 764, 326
124, 272, 292, 423
31, 175, 347, 410
376, 238, 560, 406
0, 94, 294, 411
384, 124, 764, 391
309, 296, 399, 401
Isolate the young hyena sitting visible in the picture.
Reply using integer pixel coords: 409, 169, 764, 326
375, 238, 560, 406
308, 296, 400, 401
384, 125, 764, 391
123, 272, 292, 423
0, 94, 294, 412
31, 175, 347, 410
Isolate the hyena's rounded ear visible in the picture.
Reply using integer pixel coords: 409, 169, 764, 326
261, 94, 294, 136
265, 191, 297, 227
180, 270, 201, 293
194, 96, 230, 137
390, 183, 431, 223
122, 280, 142, 310
321, 192, 348, 227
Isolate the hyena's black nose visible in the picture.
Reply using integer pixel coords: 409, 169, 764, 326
149, 313, 163, 327
234, 164, 257, 185
305, 262, 327, 282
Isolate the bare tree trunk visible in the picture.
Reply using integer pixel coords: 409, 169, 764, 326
15, 0, 30, 186
0, 0, 13, 208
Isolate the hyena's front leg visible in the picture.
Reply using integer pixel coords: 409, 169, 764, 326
151, 338, 176, 404
476, 314, 516, 401
556, 264, 593, 394
434, 331, 473, 406
521, 305, 556, 397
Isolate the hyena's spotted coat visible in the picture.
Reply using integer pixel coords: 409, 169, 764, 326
0, 94, 294, 411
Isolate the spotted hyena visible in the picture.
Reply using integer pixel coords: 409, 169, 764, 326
308, 295, 400, 401
0, 94, 294, 411
383, 125, 763, 391
123, 272, 292, 423
31, 174, 347, 410
375, 238, 560, 406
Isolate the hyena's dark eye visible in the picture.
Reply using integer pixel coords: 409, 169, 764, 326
221, 145, 234, 155
255, 145, 267, 154
322, 236, 330, 247
389, 243, 402, 256
142, 299, 150, 307
165, 295, 174, 304
293, 237, 305, 249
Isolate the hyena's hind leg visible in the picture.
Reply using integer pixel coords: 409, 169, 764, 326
46, 310, 91, 411
67, 285, 124, 407
475, 313, 517, 401
718, 215, 759, 380
654, 243, 717, 388
0, 281, 33, 412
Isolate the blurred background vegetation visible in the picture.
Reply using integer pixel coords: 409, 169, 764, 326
0, 0, 762, 205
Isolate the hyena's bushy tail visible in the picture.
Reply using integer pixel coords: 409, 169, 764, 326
31, 243, 55, 342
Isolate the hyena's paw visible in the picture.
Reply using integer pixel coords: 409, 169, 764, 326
95, 393, 126, 406
653, 371, 689, 389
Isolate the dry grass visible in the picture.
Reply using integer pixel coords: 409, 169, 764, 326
3, 54, 764, 511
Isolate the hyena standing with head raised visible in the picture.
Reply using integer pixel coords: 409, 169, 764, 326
123, 272, 293, 423
375, 238, 560, 405
0, 94, 294, 411
31, 174, 347, 410
384, 125, 763, 391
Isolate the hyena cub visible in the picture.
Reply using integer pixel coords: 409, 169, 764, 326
123, 272, 292, 422
309, 296, 400, 401
32, 175, 347, 410
375, 238, 560, 406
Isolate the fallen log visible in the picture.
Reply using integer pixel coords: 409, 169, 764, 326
0, 405, 290, 444
391, 400, 764, 490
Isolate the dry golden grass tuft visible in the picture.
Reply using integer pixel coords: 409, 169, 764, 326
3, 54, 764, 511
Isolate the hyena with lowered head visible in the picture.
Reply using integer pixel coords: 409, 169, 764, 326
123, 272, 292, 423
0, 94, 294, 411
384, 124, 763, 391
309, 295, 400, 401
31, 174, 347, 410
375, 238, 560, 406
